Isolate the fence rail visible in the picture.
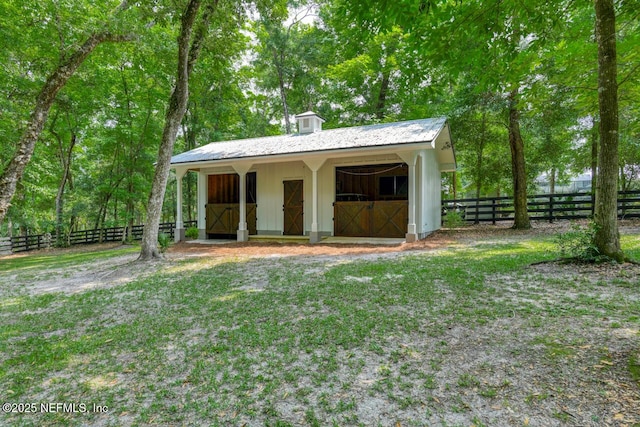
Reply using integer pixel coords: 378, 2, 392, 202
3, 220, 197, 255
442, 190, 640, 224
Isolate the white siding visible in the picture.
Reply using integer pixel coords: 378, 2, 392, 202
421, 149, 441, 233
197, 172, 207, 238
317, 161, 334, 235
252, 162, 306, 234
195, 150, 443, 238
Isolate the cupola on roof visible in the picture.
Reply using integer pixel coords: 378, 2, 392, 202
295, 111, 325, 134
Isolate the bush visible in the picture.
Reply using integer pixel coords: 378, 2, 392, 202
158, 232, 171, 253
185, 226, 199, 239
554, 221, 601, 262
443, 210, 465, 229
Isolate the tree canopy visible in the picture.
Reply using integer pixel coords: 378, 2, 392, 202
1, 0, 638, 254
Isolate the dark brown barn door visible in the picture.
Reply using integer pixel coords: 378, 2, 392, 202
371, 201, 408, 237
334, 201, 407, 238
206, 173, 257, 238
283, 180, 303, 235
334, 202, 371, 237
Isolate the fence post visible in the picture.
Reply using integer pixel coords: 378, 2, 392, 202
548, 194, 554, 223
492, 199, 496, 225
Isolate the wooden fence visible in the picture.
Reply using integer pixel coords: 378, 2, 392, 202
3, 220, 197, 254
442, 190, 640, 224
0, 237, 12, 256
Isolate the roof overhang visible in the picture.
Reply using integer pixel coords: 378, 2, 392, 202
171, 117, 456, 172
172, 141, 439, 171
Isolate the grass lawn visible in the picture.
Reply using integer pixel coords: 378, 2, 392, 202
0, 230, 639, 426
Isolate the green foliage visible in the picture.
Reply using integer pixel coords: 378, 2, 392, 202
185, 226, 199, 239
0, 246, 138, 272
554, 222, 602, 262
2, 0, 639, 238
157, 232, 171, 253
448, 90, 511, 197
443, 210, 465, 229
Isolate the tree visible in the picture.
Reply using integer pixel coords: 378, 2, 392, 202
251, 5, 325, 133
320, 1, 438, 126
48, 105, 77, 245
139, 0, 216, 260
324, 26, 407, 124
507, 88, 531, 229
450, 88, 510, 203
0, 1, 133, 224
330, 0, 571, 228
593, 0, 624, 261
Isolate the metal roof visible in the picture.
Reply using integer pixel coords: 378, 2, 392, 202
171, 116, 448, 165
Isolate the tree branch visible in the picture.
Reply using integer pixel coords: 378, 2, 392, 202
188, 0, 219, 75
618, 62, 640, 87
0, 18, 135, 224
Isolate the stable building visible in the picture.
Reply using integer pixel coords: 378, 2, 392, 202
169, 112, 456, 243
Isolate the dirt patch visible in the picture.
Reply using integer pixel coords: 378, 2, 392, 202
3, 219, 639, 297
1, 249, 160, 297
2, 220, 640, 426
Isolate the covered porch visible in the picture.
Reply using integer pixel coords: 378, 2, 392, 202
173, 150, 436, 244
169, 115, 455, 244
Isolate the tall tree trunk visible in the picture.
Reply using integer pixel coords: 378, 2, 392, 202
49, 111, 76, 246
126, 181, 134, 241
452, 171, 457, 200
67, 214, 76, 246
507, 89, 531, 229
0, 14, 132, 224
139, 0, 216, 260
474, 110, 487, 224
94, 198, 105, 231
593, 0, 624, 261
54, 132, 76, 246
275, 64, 291, 134
591, 117, 599, 193
182, 112, 197, 222
375, 70, 390, 120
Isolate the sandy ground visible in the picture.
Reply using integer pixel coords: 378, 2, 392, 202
1, 221, 639, 426
1, 220, 639, 296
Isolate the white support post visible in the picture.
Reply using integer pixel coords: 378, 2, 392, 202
197, 172, 207, 239
417, 151, 426, 237
175, 168, 187, 242
233, 162, 252, 242
311, 168, 319, 235
304, 157, 326, 243
238, 171, 248, 241
399, 151, 418, 243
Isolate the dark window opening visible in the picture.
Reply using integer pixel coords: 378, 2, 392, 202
335, 163, 408, 202
379, 175, 408, 197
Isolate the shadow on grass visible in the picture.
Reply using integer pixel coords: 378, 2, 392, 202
0, 245, 140, 272
1, 233, 639, 426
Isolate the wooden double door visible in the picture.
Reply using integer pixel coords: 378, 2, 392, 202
206, 204, 257, 237
206, 172, 257, 238
334, 200, 408, 238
